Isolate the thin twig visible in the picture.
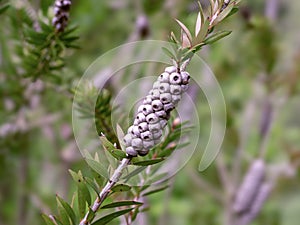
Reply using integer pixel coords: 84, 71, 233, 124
79, 157, 131, 225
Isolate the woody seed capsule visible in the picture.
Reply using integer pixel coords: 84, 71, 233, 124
159, 83, 170, 93
170, 84, 182, 95
138, 122, 148, 133
170, 72, 182, 84
150, 89, 160, 99
160, 93, 172, 104
158, 72, 170, 83
146, 113, 159, 124
164, 66, 177, 73
151, 100, 163, 111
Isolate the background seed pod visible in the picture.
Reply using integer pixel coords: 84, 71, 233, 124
233, 159, 266, 213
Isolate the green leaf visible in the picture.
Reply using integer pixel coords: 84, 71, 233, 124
86, 208, 96, 222
85, 158, 109, 179
42, 214, 56, 225
56, 197, 71, 225
142, 185, 169, 196
192, 19, 209, 45
204, 30, 232, 45
174, 19, 192, 43
123, 166, 147, 182
91, 208, 134, 225
69, 170, 91, 218
162, 47, 175, 59
56, 195, 77, 225
99, 136, 126, 160
0, 3, 9, 14
132, 158, 164, 166
101, 201, 142, 209
215, 4, 235, 24
111, 184, 132, 193
84, 177, 100, 195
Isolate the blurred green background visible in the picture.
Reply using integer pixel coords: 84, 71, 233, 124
1, 0, 300, 225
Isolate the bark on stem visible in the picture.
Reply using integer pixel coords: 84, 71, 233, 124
79, 157, 131, 225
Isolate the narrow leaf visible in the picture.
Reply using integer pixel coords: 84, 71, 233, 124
99, 136, 126, 160
85, 159, 109, 179
195, 12, 202, 37
123, 166, 147, 182
42, 214, 56, 225
86, 208, 96, 222
91, 208, 133, 225
132, 158, 164, 166
162, 47, 175, 59
56, 195, 77, 225
204, 30, 232, 45
111, 184, 132, 192
56, 197, 71, 225
175, 19, 192, 43
193, 19, 209, 45
101, 201, 143, 209
69, 170, 91, 218
142, 185, 169, 196
84, 177, 100, 195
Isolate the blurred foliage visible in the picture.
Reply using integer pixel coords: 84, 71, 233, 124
1, 0, 300, 225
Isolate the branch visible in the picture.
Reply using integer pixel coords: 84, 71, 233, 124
79, 157, 132, 225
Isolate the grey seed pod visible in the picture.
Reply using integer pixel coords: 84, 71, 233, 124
181, 71, 190, 85
150, 89, 160, 99
153, 81, 160, 89
137, 149, 149, 156
133, 119, 139, 126
170, 72, 182, 84
160, 93, 172, 104
164, 102, 175, 113
165, 66, 177, 73
170, 84, 182, 95
123, 134, 133, 147
141, 131, 153, 140
152, 130, 163, 139
136, 113, 146, 123
155, 110, 168, 119
158, 72, 170, 83
159, 119, 168, 128
233, 159, 266, 214
146, 113, 159, 124
138, 104, 153, 115
142, 140, 155, 149
138, 122, 148, 133
158, 83, 170, 93
127, 125, 133, 134
143, 95, 153, 104
171, 94, 181, 105
132, 126, 141, 137
131, 138, 143, 150
126, 146, 138, 157
151, 100, 163, 111
237, 183, 272, 225
181, 84, 189, 92
148, 123, 161, 133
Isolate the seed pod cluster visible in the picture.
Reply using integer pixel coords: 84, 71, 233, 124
52, 0, 71, 32
123, 65, 190, 157
233, 159, 266, 213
